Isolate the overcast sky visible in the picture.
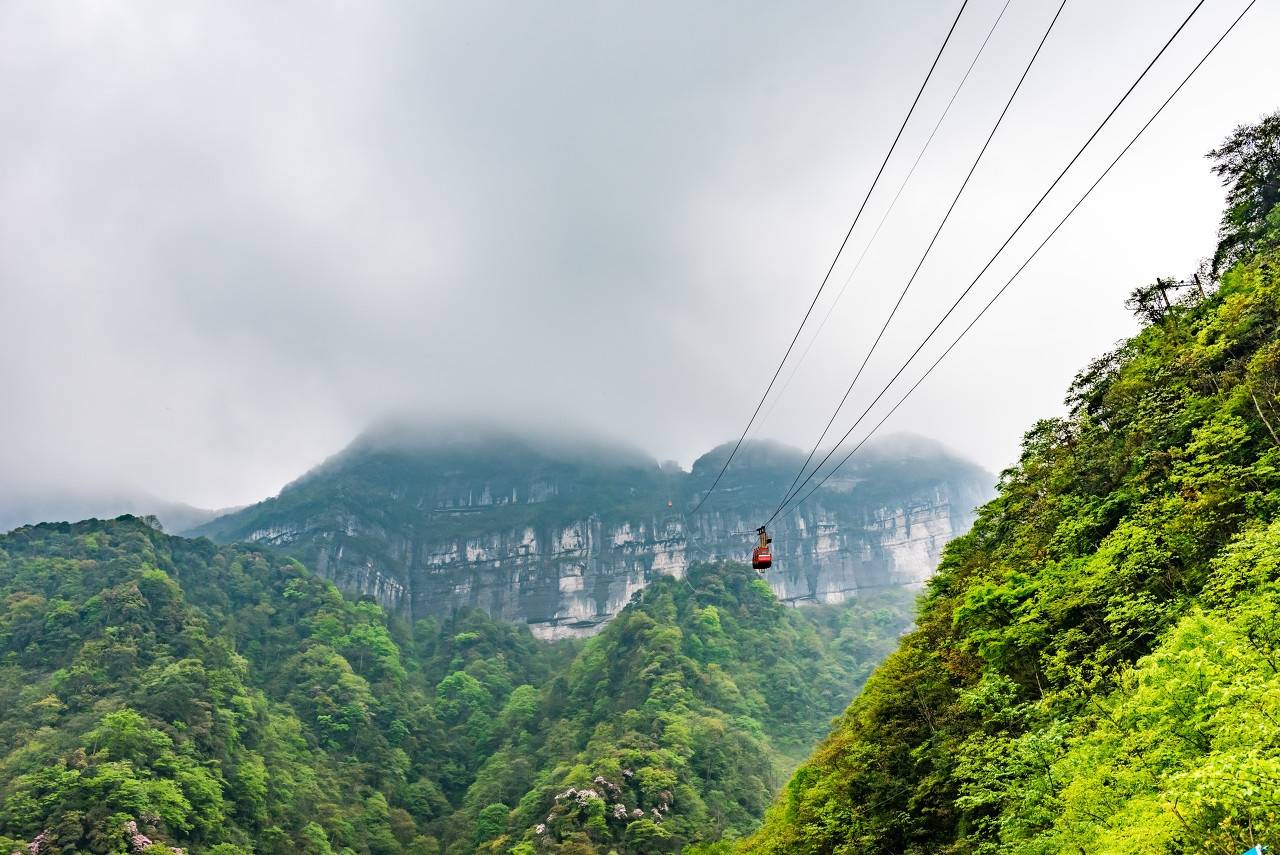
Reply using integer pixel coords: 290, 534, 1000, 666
2, 0, 1278, 511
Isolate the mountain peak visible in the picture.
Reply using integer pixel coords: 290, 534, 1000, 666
335, 418, 659, 470
191, 425, 992, 638
689, 438, 807, 476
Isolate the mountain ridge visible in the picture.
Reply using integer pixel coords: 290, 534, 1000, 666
190, 429, 992, 638
0, 493, 241, 538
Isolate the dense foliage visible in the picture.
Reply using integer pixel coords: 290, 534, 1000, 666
740, 112, 1280, 855
0, 519, 911, 855
490, 565, 912, 854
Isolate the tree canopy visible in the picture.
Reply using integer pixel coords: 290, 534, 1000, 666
0, 517, 911, 855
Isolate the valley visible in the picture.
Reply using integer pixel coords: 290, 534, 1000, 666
3, 5, 1278, 851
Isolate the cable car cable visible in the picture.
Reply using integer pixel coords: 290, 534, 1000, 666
764, 0, 1211, 526
784, 0, 1255, 515
774, 0, 1069, 516
689, 0, 972, 516
750, 0, 1015, 442
774, 0, 1254, 520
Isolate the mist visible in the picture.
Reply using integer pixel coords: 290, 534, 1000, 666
2, 0, 1278, 514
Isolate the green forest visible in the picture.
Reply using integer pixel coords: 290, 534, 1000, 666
739, 112, 1280, 854
0, 517, 910, 855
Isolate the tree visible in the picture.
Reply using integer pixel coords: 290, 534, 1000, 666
1209, 110, 1280, 271
1125, 277, 1178, 323
473, 803, 509, 843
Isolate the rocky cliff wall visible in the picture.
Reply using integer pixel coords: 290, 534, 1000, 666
237, 477, 983, 639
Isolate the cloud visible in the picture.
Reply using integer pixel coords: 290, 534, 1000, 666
2, 0, 1277, 509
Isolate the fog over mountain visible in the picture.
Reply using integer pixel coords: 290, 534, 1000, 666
3, 1, 1279, 514
188, 423, 993, 639
0, 493, 236, 537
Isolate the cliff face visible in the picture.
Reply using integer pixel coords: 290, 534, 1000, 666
192, 426, 992, 638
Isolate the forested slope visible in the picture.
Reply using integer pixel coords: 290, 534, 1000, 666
0, 517, 912, 855
0, 517, 564, 855
740, 113, 1280, 855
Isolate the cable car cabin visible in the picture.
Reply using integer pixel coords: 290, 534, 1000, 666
751, 526, 773, 572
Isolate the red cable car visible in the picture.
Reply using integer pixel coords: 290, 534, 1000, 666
751, 526, 772, 572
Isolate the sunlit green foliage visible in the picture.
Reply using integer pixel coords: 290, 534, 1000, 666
740, 111, 1280, 855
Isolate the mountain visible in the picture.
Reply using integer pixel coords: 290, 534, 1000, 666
191, 425, 992, 638
0, 493, 237, 537
738, 112, 1280, 854
0, 516, 914, 855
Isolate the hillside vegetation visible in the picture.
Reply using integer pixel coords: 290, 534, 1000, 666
0, 518, 912, 855
739, 112, 1280, 854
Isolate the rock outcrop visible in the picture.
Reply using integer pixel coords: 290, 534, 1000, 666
192, 425, 993, 638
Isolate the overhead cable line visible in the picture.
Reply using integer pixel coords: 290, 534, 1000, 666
763, 0, 1212, 525
689, 0, 972, 516
774, 0, 1249, 521
773, 0, 1069, 517
750, 0, 1016, 441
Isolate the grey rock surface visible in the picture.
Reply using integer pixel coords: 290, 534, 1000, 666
192, 425, 994, 638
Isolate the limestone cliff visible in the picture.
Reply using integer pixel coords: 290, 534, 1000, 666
192, 425, 992, 638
